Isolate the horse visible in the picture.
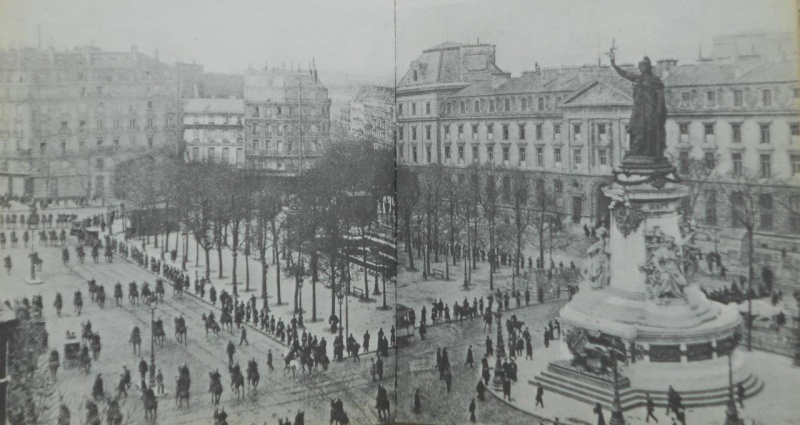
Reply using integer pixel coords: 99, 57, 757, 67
330, 399, 350, 425
128, 282, 139, 306
48, 350, 60, 379
204, 316, 220, 336
49, 230, 58, 246
153, 319, 165, 347
155, 280, 165, 302
284, 352, 301, 379
79, 347, 92, 375
175, 366, 191, 409
87, 279, 98, 302
85, 400, 101, 425
105, 245, 113, 263
62, 247, 70, 265
0, 232, 5, 249
59, 229, 66, 246
208, 371, 223, 405
80, 321, 93, 345
230, 366, 245, 399
114, 283, 123, 306
91, 245, 100, 263
130, 327, 142, 355
96, 286, 105, 309
76, 245, 85, 264
143, 388, 158, 423
3, 255, 10, 275
220, 310, 233, 333
57, 404, 70, 425
174, 316, 187, 345
376, 386, 391, 421
54, 293, 63, 317
39, 231, 47, 246
141, 283, 152, 302
246, 359, 260, 392
90, 333, 102, 360
172, 278, 183, 299
106, 398, 123, 425
72, 291, 83, 316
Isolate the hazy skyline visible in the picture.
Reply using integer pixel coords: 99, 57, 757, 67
397, 0, 798, 77
0, 0, 796, 84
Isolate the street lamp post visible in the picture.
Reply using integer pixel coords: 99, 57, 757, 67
491, 311, 505, 390
609, 358, 625, 425
337, 289, 344, 336
724, 351, 740, 424
149, 297, 157, 388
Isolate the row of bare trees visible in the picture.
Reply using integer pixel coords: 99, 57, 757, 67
397, 163, 569, 291
113, 141, 394, 322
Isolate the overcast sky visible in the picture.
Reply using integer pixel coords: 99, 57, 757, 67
0, 0, 796, 83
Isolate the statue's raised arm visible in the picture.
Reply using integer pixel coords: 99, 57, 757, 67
608, 41, 638, 82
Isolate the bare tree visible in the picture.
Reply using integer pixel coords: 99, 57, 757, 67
479, 167, 502, 290
397, 166, 420, 271
509, 171, 534, 285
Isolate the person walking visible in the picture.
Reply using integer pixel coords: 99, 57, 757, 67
413, 389, 421, 414
535, 383, 544, 408
737, 383, 745, 408
469, 398, 477, 423
267, 349, 274, 372
117, 373, 128, 398
476, 379, 486, 401
156, 368, 164, 395
363, 331, 371, 353
239, 327, 248, 346
138, 358, 148, 382
227, 341, 236, 367
465, 345, 474, 367
502, 377, 511, 401
444, 369, 452, 393
645, 393, 658, 423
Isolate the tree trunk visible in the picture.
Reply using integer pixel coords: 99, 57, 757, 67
204, 247, 210, 281
747, 227, 754, 351
232, 252, 238, 296
311, 252, 318, 321
245, 223, 250, 292
330, 255, 337, 317
405, 219, 415, 270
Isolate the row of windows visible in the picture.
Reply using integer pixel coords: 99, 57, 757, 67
190, 147, 244, 164
702, 191, 800, 233
37, 135, 155, 154
398, 122, 564, 142
248, 139, 319, 153
678, 121, 799, 144
57, 116, 170, 131
399, 143, 605, 168
184, 114, 243, 125
248, 105, 328, 119
247, 122, 325, 135
678, 87, 799, 107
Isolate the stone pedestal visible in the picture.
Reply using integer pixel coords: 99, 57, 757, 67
539, 167, 756, 410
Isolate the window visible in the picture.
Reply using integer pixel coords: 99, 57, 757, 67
791, 124, 800, 141
412, 146, 418, 163
598, 124, 607, 142
734, 90, 743, 106
96, 158, 104, 170
39, 143, 46, 153
96, 138, 103, 146
759, 194, 773, 231
458, 145, 465, 161
519, 147, 526, 163
252, 139, 259, 151
61, 120, 68, 129
398, 145, 404, 159
425, 125, 431, 140
426, 146, 431, 163
60, 139, 66, 153
707, 91, 715, 104
80, 120, 86, 129
704, 123, 714, 142
536, 148, 544, 166
694, 189, 713, 226
573, 124, 581, 142
411, 126, 417, 141
412, 70, 418, 81
502, 124, 509, 140
674, 151, 688, 174
425, 102, 431, 115
760, 154, 771, 178
791, 196, 800, 233
444, 146, 451, 160
411, 102, 417, 116
192, 146, 200, 159
147, 136, 153, 147
554, 148, 562, 164
679, 123, 689, 141
446, 103, 452, 114
681, 92, 690, 102
397, 104, 403, 116
704, 151, 716, 169
731, 191, 744, 227
554, 124, 561, 137
96, 120, 103, 131
536, 124, 543, 141
502, 146, 510, 162
487, 145, 494, 162
732, 123, 742, 143
537, 97, 544, 111
398, 126, 404, 141
519, 124, 525, 140
473, 101, 480, 113
760, 124, 770, 144
147, 117, 154, 129
471, 146, 478, 162
487, 124, 494, 141
129, 118, 136, 129
791, 155, 800, 175
489, 100, 495, 112
732, 153, 742, 176
458, 125, 464, 140
472, 124, 478, 140
598, 149, 607, 165
222, 147, 229, 163
521, 98, 527, 110
762, 90, 772, 106
795, 88, 800, 99
460, 101, 465, 113
504, 99, 510, 111
444, 125, 450, 140
573, 149, 581, 165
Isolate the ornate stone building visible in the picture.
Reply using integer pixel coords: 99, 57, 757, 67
348, 85, 395, 147
398, 35, 800, 254
0, 45, 180, 200
243, 66, 331, 175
